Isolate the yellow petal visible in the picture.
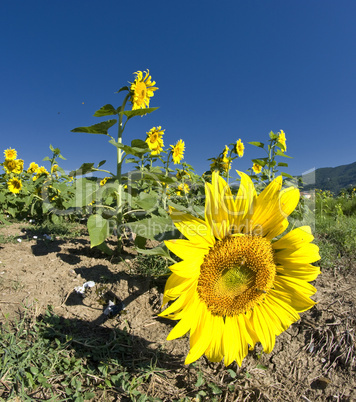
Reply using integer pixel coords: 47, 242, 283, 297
168, 258, 202, 279
275, 243, 321, 264
251, 176, 283, 229
204, 315, 224, 362
265, 293, 300, 325
205, 181, 227, 240
222, 316, 241, 366
272, 276, 317, 312
235, 171, 256, 230
273, 226, 314, 250
223, 314, 255, 366
165, 239, 207, 262
185, 303, 214, 364
170, 208, 214, 247
166, 293, 201, 340
162, 273, 194, 304
250, 177, 300, 239
276, 263, 321, 282
250, 303, 277, 353
159, 283, 196, 319
265, 219, 289, 240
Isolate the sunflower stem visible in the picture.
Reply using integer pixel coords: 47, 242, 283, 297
116, 93, 130, 252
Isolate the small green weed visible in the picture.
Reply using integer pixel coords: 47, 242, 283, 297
0, 304, 164, 401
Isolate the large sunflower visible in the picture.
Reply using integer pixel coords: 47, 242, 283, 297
159, 171, 320, 366
130, 70, 158, 110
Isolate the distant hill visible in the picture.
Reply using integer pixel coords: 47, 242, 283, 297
302, 161, 356, 194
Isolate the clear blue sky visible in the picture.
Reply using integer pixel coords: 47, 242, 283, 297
1, 1, 355, 178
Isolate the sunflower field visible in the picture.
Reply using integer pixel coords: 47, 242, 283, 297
1, 70, 355, 401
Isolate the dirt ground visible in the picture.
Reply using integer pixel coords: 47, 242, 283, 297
0, 222, 355, 401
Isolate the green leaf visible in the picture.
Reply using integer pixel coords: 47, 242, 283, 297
93, 104, 118, 117
87, 214, 109, 248
136, 244, 171, 259
135, 193, 158, 211
269, 131, 278, 140
125, 157, 138, 164
42, 156, 51, 162
251, 158, 267, 167
276, 141, 286, 151
248, 141, 264, 148
97, 160, 106, 168
281, 172, 294, 179
126, 215, 175, 241
275, 150, 293, 158
108, 140, 149, 157
277, 162, 289, 167
96, 241, 114, 255
195, 372, 205, 387
134, 235, 146, 249
131, 139, 149, 149
115, 85, 129, 93
72, 178, 98, 207
69, 163, 95, 177
30, 366, 39, 375
120, 107, 159, 120
71, 119, 117, 135
256, 364, 268, 370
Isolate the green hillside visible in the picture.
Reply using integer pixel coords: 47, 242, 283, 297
302, 161, 356, 194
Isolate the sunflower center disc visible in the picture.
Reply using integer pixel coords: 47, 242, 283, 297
197, 235, 276, 317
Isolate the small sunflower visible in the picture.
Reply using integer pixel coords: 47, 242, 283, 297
235, 139, 245, 158
37, 166, 49, 175
177, 183, 190, 195
7, 177, 22, 194
146, 126, 165, 155
3, 159, 17, 173
27, 162, 39, 174
13, 159, 24, 174
160, 171, 320, 366
100, 177, 109, 186
252, 163, 262, 174
130, 70, 158, 110
171, 140, 185, 164
4, 148, 17, 160
278, 130, 287, 152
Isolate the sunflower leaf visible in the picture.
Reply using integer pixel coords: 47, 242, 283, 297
69, 163, 95, 177
71, 119, 117, 135
248, 141, 265, 148
275, 150, 293, 158
93, 104, 118, 117
281, 172, 294, 179
115, 85, 129, 93
87, 214, 109, 248
120, 107, 159, 120
252, 158, 267, 167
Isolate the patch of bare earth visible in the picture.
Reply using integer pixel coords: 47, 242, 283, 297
0, 223, 355, 401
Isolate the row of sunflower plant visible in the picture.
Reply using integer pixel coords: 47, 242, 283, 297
0, 145, 75, 222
